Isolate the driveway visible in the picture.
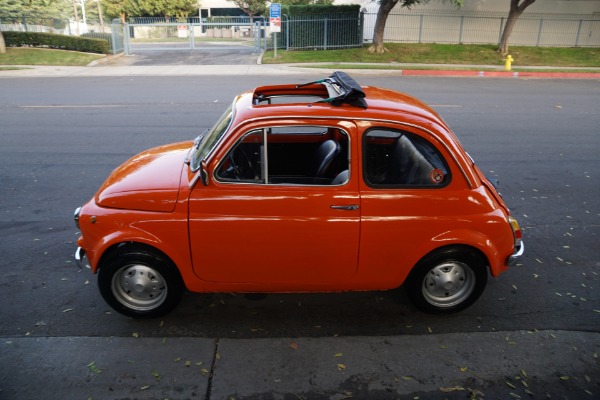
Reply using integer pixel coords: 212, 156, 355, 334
98, 48, 260, 66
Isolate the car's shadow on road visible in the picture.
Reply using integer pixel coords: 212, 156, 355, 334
98, 282, 527, 339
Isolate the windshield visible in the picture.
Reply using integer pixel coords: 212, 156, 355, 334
190, 105, 233, 171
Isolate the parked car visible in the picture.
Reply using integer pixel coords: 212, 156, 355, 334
74, 72, 523, 318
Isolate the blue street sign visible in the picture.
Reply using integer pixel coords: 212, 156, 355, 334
270, 3, 281, 18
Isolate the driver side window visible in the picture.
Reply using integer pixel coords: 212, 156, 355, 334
215, 126, 349, 185
215, 130, 265, 183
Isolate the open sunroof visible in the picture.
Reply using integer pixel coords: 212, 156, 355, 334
253, 71, 367, 108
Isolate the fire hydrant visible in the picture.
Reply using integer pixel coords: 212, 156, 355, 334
504, 54, 514, 71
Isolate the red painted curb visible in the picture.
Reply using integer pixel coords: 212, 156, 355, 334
400, 70, 600, 79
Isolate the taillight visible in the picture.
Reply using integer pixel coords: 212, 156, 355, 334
509, 216, 523, 244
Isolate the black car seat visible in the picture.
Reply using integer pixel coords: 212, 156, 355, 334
313, 140, 341, 178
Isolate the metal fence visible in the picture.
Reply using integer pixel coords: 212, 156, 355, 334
362, 7, 600, 48
3, 9, 598, 54
123, 17, 262, 54
274, 14, 364, 51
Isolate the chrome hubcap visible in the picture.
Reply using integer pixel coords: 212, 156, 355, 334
422, 261, 475, 308
112, 264, 167, 311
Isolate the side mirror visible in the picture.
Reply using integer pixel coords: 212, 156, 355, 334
200, 166, 209, 186
200, 160, 209, 186
190, 161, 210, 189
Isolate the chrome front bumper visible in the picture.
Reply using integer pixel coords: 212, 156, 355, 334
507, 241, 525, 266
75, 247, 86, 269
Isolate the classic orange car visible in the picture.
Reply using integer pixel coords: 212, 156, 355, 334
74, 72, 523, 318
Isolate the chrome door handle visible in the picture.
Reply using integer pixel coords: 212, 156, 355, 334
330, 204, 359, 211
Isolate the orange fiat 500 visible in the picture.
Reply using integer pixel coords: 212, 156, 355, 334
74, 72, 523, 318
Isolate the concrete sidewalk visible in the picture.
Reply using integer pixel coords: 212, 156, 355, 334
1, 330, 599, 399
1, 63, 600, 78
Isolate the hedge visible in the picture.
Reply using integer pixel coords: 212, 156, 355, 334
80, 32, 114, 51
283, 4, 361, 16
2, 31, 110, 54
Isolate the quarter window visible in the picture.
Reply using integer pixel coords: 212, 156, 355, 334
216, 126, 349, 185
364, 129, 449, 187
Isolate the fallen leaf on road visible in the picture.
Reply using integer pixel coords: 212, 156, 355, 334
151, 370, 160, 381
87, 361, 102, 374
439, 386, 464, 393
521, 369, 527, 378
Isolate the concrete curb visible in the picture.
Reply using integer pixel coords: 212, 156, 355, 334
86, 52, 125, 67
1, 63, 600, 79
1, 330, 599, 399
399, 69, 600, 79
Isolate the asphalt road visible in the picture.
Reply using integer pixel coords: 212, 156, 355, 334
0, 75, 599, 399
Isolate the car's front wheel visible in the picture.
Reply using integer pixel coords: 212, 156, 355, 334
405, 247, 488, 314
98, 245, 184, 318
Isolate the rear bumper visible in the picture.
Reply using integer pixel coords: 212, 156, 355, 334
75, 247, 86, 269
507, 241, 524, 266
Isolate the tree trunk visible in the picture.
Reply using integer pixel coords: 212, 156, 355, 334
72, 0, 80, 35
0, 31, 6, 54
97, 0, 104, 27
368, 0, 398, 54
497, 0, 536, 55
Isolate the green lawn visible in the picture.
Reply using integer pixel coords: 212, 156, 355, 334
0, 48, 104, 66
1, 43, 599, 69
262, 44, 600, 68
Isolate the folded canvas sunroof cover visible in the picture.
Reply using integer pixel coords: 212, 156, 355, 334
299, 71, 367, 108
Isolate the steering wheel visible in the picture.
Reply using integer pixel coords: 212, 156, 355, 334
220, 149, 257, 180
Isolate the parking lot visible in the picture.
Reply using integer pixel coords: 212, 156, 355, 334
98, 48, 260, 66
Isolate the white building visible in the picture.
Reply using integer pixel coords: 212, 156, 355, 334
199, 0, 600, 18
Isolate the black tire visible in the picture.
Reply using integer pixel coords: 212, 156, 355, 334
405, 247, 488, 314
98, 245, 184, 318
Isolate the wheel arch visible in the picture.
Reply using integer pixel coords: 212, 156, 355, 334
408, 243, 489, 281
425, 228, 508, 276
96, 241, 185, 286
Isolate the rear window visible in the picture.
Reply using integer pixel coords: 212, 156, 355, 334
363, 129, 449, 187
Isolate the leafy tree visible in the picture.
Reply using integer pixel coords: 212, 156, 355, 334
102, 0, 133, 22
102, 0, 196, 22
227, 0, 267, 24
137, 0, 197, 20
497, 0, 536, 55
279, 0, 333, 5
0, 0, 71, 20
369, 0, 462, 54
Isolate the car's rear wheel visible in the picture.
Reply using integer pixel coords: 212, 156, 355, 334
98, 245, 184, 318
406, 247, 488, 314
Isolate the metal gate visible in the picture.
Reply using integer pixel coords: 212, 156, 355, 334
124, 18, 263, 54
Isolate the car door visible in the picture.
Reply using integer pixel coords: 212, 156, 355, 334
188, 122, 360, 286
